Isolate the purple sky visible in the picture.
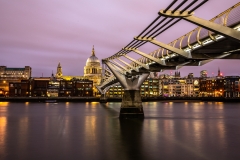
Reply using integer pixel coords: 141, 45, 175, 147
0, 0, 239, 77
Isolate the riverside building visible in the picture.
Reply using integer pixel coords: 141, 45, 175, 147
141, 78, 159, 97
160, 73, 199, 97
0, 66, 31, 96
9, 80, 30, 97
8, 76, 93, 97
106, 75, 160, 98
0, 66, 31, 78
199, 68, 224, 97
224, 76, 240, 97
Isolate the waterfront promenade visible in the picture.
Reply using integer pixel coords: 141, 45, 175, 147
1, 96, 240, 102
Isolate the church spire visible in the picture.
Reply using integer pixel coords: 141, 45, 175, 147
92, 45, 95, 56
58, 61, 61, 68
56, 62, 62, 78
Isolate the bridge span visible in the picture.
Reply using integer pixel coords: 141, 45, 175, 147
97, 1, 240, 118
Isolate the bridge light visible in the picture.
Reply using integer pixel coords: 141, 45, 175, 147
216, 35, 224, 40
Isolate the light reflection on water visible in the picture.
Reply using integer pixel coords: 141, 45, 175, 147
0, 102, 9, 107
0, 117, 7, 157
0, 101, 239, 160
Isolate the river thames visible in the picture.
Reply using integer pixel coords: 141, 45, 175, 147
0, 101, 240, 160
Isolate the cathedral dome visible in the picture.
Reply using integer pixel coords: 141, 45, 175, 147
86, 46, 100, 66
86, 55, 100, 64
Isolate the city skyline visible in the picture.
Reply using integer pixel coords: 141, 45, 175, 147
0, 0, 240, 77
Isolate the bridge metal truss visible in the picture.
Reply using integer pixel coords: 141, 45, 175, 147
98, 1, 240, 93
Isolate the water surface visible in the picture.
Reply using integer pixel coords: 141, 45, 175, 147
0, 101, 240, 160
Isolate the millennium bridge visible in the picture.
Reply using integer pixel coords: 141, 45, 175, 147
96, 0, 240, 118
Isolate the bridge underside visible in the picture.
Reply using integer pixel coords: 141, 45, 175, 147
191, 38, 240, 59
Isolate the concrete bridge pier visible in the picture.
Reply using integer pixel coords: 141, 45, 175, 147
100, 94, 107, 103
120, 89, 144, 119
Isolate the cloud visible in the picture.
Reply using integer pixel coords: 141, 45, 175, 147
0, 0, 239, 77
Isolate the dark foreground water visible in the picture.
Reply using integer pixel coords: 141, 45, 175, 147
0, 101, 240, 160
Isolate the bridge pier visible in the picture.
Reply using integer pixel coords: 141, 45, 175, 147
103, 60, 149, 119
120, 90, 144, 119
100, 94, 107, 103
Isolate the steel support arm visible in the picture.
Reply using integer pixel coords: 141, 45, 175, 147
117, 58, 139, 72
135, 37, 192, 58
104, 61, 126, 77
104, 61, 127, 88
198, 59, 213, 66
107, 60, 126, 75
104, 60, 149, 90
123, 55, 149, 70
184, 16, 240, 42
159, 10, 240, 43
103, 83, 117, 94
124, 48, 166, 65
97, 82, 119, 95
96, 86, 104, 94
101, 76, 116, 88
112, 59, 129, 72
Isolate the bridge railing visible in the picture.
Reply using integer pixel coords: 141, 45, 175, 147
125, 2, 240, 70
176, 2, 240, 51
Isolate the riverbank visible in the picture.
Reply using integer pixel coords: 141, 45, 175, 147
1, 97, 240, 102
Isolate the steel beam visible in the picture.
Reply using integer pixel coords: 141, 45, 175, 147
135, 37, 192, 58
124, 48, 166, 65
117, 58, 139, 72
123, 55, 149, 70
198, 59, 213, 66
112, 59, 129, 72
102, 83, 119, 94
100, 76, 116, 89
107, 60, 126, 75
103, 61, 126, 87
159, 10, 240, 42
184, 16, 240, 42
96, 86, 103, 94
104, 60, 149, 90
